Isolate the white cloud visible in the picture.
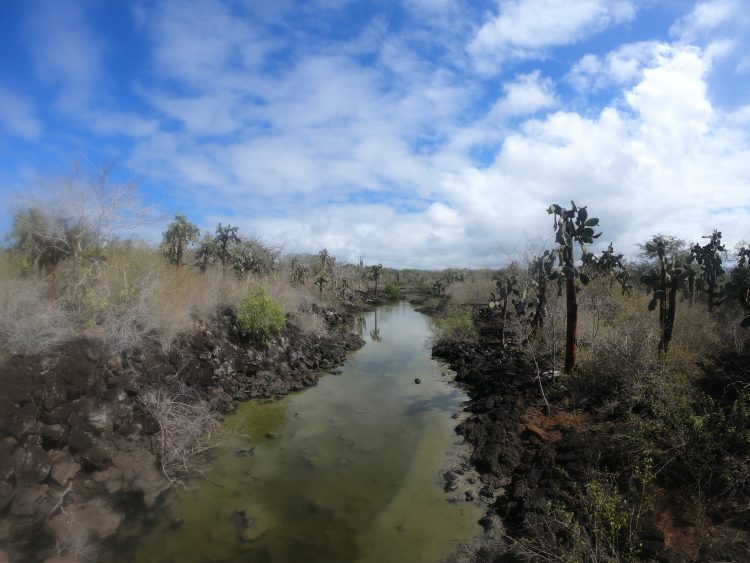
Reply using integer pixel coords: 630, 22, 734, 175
14, 0, 744, 269
567, 41, 667, 92
26, 0, 104, 111
245, 41, 750, 268
671, 0, 740, 40
469, 0, 636, 73
492, 71, 557, 117
0, 88, 41, 140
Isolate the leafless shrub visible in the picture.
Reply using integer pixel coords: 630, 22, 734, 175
292, 309, 329, 338
446, 276, 495, 305
140, 383, 219, 482
0, 278, 75, 355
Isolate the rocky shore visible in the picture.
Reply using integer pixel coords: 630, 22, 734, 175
434, 308, 750, 562
0, 309, 364, 563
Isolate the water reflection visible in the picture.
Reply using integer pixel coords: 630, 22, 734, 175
355, 313, 366, 337
369, 309, 381, 343
106, 303, 482, 563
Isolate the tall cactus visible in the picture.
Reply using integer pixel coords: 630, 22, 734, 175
641, 237, 686, 353
692, 230, 725, 311
529, 251, 555, 333
489, 271, 520, 348
547, 202, 602, 373
582, 242, 632, 293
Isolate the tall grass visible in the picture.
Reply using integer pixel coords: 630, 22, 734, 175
0, 244, 335, 356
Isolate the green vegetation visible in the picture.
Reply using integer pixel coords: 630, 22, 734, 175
236, 287, 286, 343
161, 213, 200, 270
426, 201, 750, 562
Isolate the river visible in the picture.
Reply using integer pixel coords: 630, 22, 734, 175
108, 301, 483, 562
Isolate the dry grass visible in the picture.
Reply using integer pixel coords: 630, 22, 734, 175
0, 277, 76, 356
140, 383, 219, 482
446, 275, 496, 305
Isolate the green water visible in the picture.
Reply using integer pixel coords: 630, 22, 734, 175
111, 302, 483, 562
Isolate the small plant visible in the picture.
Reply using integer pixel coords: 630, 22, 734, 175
432, 306, 478, 347
236, 287, 285, 343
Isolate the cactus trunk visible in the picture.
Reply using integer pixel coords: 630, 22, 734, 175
564, 273, 577, 373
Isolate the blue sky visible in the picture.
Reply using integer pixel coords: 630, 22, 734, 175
1, 0, 749, 268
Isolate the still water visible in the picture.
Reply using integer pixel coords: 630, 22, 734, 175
110, 302, 482, 562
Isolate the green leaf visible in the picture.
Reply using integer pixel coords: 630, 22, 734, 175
592, 232, 603, 239
584, 218, 599, 227
579, 273, 590, 285
648, 298, 657, 311
578, 207, 588, 224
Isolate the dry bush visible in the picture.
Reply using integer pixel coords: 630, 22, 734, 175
293, 309, 329, 338
140, 383, 219, 482
0, 277, 75, 355
665, 299, 721, 375
60, 249, 225, 352
446, 276, 495, 305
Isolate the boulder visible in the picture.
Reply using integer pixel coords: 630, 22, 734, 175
0, 482, 13, 513
111, 449, 168, 508
40, 424, 69, 449
10, 484, 48, 517
13, 445, 51, 483
88, 409, 111, 432
47, 498, 122, 542
49, 450, 81, 486
82, 446, 111, 470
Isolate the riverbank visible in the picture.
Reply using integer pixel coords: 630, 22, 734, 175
104, 301, 484, 563
432, 305, 750, 562
0, 307, 364, 563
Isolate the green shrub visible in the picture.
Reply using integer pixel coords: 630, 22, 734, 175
384, 284, 402, 301
236, 287, 285, 343
432, 305, 478, 346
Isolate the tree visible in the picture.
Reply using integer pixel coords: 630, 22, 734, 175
547, 202, 602, 373
368, 264, 383, 294
289, 257, 309, 286
7, 207, 95, 300
214, 223, 240, 276
194, 233, 218, 272
582, 242, 632, 293
230, 238, 279, 278
692, 230, 725, 311
318, 248, 330, 272
640, 237, 687, 353
726, 245, 750, 311
489, 271, 520, 348
314, 271, 329, 295
161, 214, 200, 270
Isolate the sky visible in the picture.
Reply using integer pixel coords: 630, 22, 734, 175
0, 0, 749, 269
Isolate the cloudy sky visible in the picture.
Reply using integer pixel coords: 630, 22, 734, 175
0, 0, 749, 268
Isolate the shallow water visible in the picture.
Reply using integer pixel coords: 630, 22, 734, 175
109, 302, 482, 563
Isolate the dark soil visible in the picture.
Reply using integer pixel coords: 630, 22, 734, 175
0, 310, 364, 563
434, 308, 750, 562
